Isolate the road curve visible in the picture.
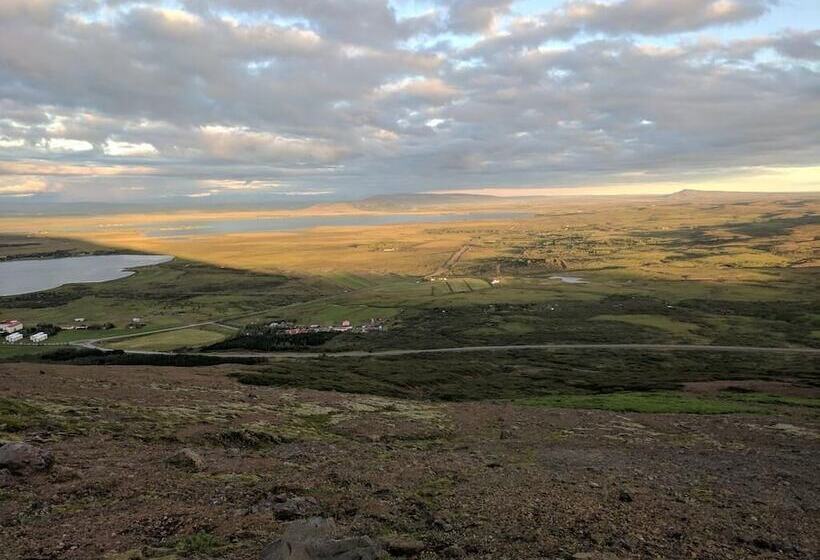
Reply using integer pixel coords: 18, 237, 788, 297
79, 342, 820, 359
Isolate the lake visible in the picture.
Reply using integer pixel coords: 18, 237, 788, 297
0, 254, 173, 296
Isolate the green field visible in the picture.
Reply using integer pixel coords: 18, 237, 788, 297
108, 328, 231, 351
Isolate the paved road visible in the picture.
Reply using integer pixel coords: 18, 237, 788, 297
79, 341, 820, 358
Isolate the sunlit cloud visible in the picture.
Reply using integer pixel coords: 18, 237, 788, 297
47, 138, 94, 152
0, 0, 816, 201
103, 140, 159, 157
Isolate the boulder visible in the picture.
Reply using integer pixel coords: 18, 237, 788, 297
0, 443, 54, 475
261, 517, 383, 560
165, 448, 205, 472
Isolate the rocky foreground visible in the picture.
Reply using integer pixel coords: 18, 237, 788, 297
0, 363, 818, 559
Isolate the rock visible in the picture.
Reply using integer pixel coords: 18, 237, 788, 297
271, 495, 320, 520
618, 489, 633, 503
165, 448, 204, 472
381, 535, 425, 556
260, 517, 384, 560
0, 442, 54, 475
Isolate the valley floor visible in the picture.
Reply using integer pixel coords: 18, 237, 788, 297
1, 363, 818, 559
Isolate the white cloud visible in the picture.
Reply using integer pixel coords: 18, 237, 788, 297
48, 138, 94, 152
0, 137, 25, 148
103, 140, 159, 157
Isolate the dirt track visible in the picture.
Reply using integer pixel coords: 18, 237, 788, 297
427, 243, 471, 278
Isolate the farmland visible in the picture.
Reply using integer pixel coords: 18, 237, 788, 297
1, 191, 817, 355
1, 191, 819, 559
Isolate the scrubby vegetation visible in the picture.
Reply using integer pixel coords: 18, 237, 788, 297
207, 327, 339, 352
232, 349, 819, 401
40, 347, 264, 366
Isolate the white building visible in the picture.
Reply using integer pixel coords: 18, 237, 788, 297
5, 332, 23, 343
30, 332, 48, 343
0, 320, 23, 334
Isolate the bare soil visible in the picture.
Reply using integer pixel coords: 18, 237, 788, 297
0, 363, 818, 559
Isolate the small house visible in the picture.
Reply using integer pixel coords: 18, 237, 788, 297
5, 332, 23, 343
74, 317, 85, 323
0, 320, 23, 334
30, 332, 48, 343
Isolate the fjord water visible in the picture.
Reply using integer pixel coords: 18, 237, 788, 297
0, 254, 172, 296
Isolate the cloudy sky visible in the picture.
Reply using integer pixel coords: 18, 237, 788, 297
0, 0, 818, 202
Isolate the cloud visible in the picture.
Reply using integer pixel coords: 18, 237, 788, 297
559, 0, 774, 35
0, 0, 816, 201
442, 0, 514, 34
198, 126, 345, 163
103, 140, 159, 157
772, 29, 820, 60
47, 138, 94, 152
0, 176, 49, 195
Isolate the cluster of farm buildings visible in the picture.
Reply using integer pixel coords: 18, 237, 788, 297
269, 318, 385, 335
1, 316, 147, 345
1, 320, 47, 344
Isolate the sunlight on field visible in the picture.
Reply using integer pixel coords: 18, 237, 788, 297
108, 328, 229, 351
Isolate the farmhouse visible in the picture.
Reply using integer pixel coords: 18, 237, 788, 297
30, 332, 48, 343
5, 332, 23, 343
0, 320, 23, 334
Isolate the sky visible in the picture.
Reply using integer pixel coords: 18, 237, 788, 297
0, 0, 818, 203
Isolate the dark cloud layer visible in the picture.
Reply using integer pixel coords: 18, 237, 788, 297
0, 0, 817, 200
